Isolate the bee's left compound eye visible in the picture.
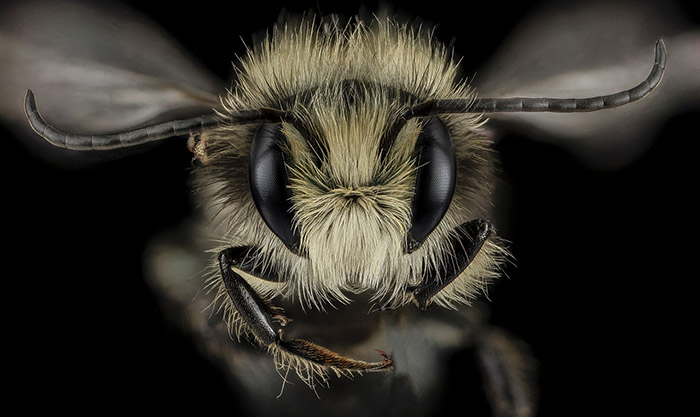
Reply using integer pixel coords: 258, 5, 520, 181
249, 123, 300, 253
406, 117, 456, 253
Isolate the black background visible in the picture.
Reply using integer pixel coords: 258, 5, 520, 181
4, 0, 698, 415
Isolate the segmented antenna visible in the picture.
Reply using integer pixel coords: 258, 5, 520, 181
24, 90, 294, 150
410, 39, 666, 116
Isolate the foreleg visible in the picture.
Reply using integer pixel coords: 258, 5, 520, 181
218, 247, 392, 372
410, 219, 493, 309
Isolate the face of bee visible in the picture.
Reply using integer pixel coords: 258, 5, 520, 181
195, 18, 509, 311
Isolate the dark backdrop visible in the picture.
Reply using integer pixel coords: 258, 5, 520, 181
4, 0, 697, 415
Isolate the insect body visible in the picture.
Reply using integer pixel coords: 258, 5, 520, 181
198, 21, 508, 380
24, 13, 665, 395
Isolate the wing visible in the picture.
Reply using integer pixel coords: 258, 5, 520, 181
472, 0, 700, 168
0, 0, 224, 165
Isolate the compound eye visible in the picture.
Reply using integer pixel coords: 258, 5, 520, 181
406, 117, 456, 253
249, 123, 300, 253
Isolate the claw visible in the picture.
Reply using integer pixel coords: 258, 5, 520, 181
374, 349, 391, 361
271, 313, 293, 326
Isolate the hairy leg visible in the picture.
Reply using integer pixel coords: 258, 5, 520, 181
219, 247, 392, 372
410, 219, 493, 309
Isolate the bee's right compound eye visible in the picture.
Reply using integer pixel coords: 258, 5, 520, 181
249, 123, 300, 254
406, 117, 456, 253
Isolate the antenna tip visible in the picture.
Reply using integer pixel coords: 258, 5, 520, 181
655, 39, 667, 67
24, 89, 36, 112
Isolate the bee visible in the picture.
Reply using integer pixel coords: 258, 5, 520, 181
4, 0, 694, 415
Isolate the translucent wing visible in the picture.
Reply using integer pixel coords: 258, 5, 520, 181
472, 0, 700, 168
0, 0, 223, 165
